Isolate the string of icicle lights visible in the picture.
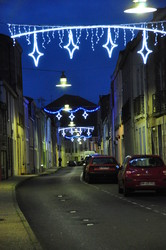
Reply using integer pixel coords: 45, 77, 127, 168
58, 126, 94, 142
8, 20, 166, 66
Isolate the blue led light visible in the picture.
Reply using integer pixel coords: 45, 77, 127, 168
65, 135, 92, 141
44, 106, 100, 120
8, 21, 166, 66
58, 126, 94, 142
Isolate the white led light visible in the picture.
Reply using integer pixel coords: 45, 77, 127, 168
56, 112, 62, 120
64, 30, 79, 59
82, 111, 88, 119
28, 33, 44, 67
44, 106, 100, 120
69, 113, 75, 121
58, 126, 94, 142
137, 29, 152, 64
124, 0, 157, 14
62, 130, 66, 137
103, 28, 118, 58
8, 22, 166, 65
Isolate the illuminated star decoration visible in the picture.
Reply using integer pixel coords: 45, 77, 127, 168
137, 29, 152, 64
28, 32, 44, 67
69, 112, 75, 121
9, 22, 166, 65
102, 28, 118, 58
64, 30, 79, 59
56, 112, 62, 120
58, 126, 94, 142
44, 106, 100, 120
82, 111, 88, 119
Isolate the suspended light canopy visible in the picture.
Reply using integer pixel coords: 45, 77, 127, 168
56, 71, 71, 87
124, 0, 157, 14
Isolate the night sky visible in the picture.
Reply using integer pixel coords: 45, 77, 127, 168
0, 0, 165, 106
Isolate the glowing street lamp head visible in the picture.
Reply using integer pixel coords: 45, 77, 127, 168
63, 104, 72, 112
124, 0, 157, 14
56, 71, 71, 87
68, 121, 75, 127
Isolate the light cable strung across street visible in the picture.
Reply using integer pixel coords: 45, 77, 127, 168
7, 20, 166, 66
44, 106, 100, 121
58, 126, 94, 141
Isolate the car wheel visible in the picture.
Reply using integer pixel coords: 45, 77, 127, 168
118, 185, 123, 194
123, 186, 129, 197
82, 172, 85, 180
85, 173, 92, 183
156, 189, 165, 195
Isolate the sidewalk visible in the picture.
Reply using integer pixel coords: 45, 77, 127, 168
0, 167, 58, 250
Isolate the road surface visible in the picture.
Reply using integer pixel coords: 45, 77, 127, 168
16, 166, 166, 250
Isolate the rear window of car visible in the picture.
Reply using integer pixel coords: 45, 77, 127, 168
129, 157, 163, 167
92, 157, 117, 165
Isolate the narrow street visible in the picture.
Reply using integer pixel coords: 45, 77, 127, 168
16, 167, 166, 250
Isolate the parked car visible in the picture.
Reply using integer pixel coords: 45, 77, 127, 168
67, 160, 77, 167
118, 155, 166, 196
82, 153, 101, 168
83, 155, 119, 183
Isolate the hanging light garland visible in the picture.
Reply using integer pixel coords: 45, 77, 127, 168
58, 126, 94, 142
44, 106, 100, 121
7, 21, 166, 66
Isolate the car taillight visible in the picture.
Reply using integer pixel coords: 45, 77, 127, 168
89, 166, 94, 172
163, 170, 166, 175
126, 170, 132, 175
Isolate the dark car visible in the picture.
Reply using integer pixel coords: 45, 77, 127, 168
118, 155, 166, 196
67, 160, 77, 167
83, 155, 119, 183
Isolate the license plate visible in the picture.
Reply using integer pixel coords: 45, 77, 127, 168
98, 167, 109, 170
140, 182, 155, 186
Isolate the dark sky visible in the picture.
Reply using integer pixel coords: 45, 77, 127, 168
0, 0, 165, 106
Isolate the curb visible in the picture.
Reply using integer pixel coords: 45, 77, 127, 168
12, 168, 59, 250
13, 176, 43, 250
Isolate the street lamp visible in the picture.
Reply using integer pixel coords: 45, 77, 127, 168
63, 104, 72, 112
68, 121, 75, 127
56, 71, 71, 87
124, 0, 157, 14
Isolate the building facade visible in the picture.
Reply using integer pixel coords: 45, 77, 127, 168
0, 34, 56, 180
45, 94, 99, 166
109, 8, 166, 164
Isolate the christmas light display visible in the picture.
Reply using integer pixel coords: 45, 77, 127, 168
58, 126, 94, 141
7, 21, 166, 66
63, 30, 79, 59
44, 106, 100, 120
65, 135, 92, 142
137, 28, 152, 64
102, 28, 118, 58
28, 32, 44, 66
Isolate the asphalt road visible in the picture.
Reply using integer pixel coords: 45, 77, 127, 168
16, 166, 166, 250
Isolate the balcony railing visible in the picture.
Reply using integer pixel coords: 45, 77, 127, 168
134, 95, 144, 117
152, 90, 166, 116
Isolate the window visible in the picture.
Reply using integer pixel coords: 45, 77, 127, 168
130, 157, 163, 167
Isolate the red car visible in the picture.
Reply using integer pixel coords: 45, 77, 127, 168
118, 155, 166, 196
83, 155, 119, 183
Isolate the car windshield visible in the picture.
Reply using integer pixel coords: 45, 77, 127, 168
92, 157, 117, 165
129, 157, 163, 167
